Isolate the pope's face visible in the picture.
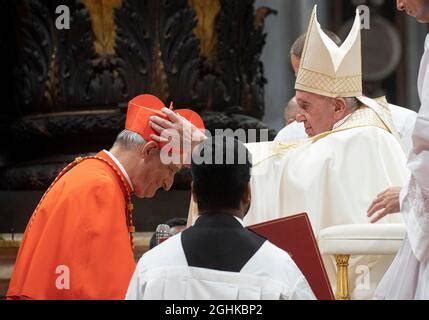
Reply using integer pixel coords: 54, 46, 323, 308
133, 145, 181, 198
295, 90, 336, 137
397, 0, 429, 22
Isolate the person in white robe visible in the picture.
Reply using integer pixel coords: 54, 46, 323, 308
276, 103, 417, 154
275, 30, 342, 144
275, 31, 417, 155
371, 0, 429, 299
126, 136, 315, 300
283, 97, 301, 126
390, 104, 418, 155
188, 6, 409, 299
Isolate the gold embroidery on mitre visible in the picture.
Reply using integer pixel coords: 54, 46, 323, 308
295, 68, 362, 98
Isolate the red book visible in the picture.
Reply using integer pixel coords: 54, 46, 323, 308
249, 213, 334, 300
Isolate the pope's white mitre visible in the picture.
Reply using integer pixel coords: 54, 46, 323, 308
295, 6, 362, 97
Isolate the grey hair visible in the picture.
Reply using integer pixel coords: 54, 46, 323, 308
112, 129, 146, 149
345, 97, 362, 112
323, 96, 362, 112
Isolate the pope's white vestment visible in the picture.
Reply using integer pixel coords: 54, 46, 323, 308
188, 6, 410, 299
188, 103, 408, 299
247, 107, 408, 299
374, 35, 429, 300
274, 121, 308, 142
275, 104, 417, 155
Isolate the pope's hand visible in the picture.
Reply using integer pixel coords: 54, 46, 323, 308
149, 108, 206, 163
367, 186, 401, 223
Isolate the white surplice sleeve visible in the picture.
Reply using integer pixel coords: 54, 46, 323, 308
400, 35, 429, 263
125, 259, 146, 300
285, 275, 318, 300
241, 242, 316, 300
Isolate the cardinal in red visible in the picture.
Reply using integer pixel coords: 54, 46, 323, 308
7, 94, 204, 299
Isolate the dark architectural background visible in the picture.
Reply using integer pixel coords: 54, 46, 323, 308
0, 0, 275, 233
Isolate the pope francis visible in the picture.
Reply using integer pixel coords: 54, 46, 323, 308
186, 6, 409, 299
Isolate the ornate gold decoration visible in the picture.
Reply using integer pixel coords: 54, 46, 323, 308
335, 254, 351, 300
296, 68, 362, 98
188, 0, 221, 60
254, 6, 275, 29
83, 0, 123, 55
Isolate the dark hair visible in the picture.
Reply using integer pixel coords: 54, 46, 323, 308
191, 135, 252, 212
149, 217, 187, 249
290, 30, 342, 58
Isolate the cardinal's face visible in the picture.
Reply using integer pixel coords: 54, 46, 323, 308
133, 141, 181, 198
